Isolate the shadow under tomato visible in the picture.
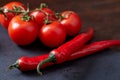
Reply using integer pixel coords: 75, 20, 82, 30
17, 38, 53, 54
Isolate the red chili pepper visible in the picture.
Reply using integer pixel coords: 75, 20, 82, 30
36, 28, 94, 74
9, 40, 120, 72
8, 54, 53, 71
8, 28, 93, 71
69, 40, 120, 60
37, 39, 120, 75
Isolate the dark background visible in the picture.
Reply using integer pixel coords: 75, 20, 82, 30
0, 0, 120, 80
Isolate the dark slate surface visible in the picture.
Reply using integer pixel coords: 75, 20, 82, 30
0, 0, 120, 80
0, 28, 120, 80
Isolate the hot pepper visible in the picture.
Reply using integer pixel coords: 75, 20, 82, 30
70, 40, 120, 60
9, 28, 94, 72
9, 54, 53, 71
37, 39, 120, 74
37, 28, 94, 74
9, 40, 120, 72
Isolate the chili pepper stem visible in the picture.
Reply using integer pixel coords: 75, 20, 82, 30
8, 60, 19, 70
37, 54, 55, 75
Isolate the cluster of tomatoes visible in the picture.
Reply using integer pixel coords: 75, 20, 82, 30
0, 1, 82, 48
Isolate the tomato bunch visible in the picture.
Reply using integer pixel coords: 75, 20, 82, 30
0, 1, 27, 29
0, 1, 82, 47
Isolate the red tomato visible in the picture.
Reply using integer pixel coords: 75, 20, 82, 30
0, 1, 26, 29
41, 7, 56, 20
8, 15, 39, 46
30, 8, 56, 28
39, 21, 66, 48
30, 10, 46, 28
60, 11, 82, 37
2, 1, 26, 11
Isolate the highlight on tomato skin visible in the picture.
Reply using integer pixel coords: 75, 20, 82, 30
30, 9, 56, 28
8, 15, 39, 46
30, 10, 47, 28
39, 21, 67, 48
41, 7, 56, 21
0, 1, 27, 29
60, 11, 82, 37
2, 1, 27, 10
30, 8, 56, 29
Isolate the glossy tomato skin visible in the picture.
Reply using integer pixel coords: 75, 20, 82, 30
30, 8, 56, 28
8, 15, 39, 46
30, 10, 46, 28
60, 11, 82, 37
39, 21, 66, 48
0, 1, 26, 29
2, 1, 27, 10
0, 14, 11, 29
41, 8, 56, 20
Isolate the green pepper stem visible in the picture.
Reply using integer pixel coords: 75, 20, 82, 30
8, 60, 19, 70
37, 54, 55, 75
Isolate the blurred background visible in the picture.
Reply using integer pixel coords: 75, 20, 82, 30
0, 0, 120, 50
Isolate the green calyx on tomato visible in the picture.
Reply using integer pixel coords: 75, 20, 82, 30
20, 4, 31, 21
0, 8, 4, 13
55, 13, 65, 21
21, 13, 31, 21
40, 3, 48, 9
60, 11, 82, 37
0, 1, 27, 29
30, 3, 56, 27
8, 15, 39, 46
36, 3, 48, 10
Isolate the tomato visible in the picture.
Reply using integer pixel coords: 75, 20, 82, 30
30, 7, 56, 28
30, 10, 46, 28
60, 11, 82, 37
39, 21, 66, 47
0, 1, 26, 29
2, 1, 26, 11
41, 7, 56, 20
8, 15, 39, 46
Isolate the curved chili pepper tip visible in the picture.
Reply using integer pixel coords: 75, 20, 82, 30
37, 54, 55, 75
8, 60, 19, 70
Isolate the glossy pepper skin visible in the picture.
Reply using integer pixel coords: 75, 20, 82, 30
13, 54, 53, 71
9, 28, 93, 71
50, 27, 94, 64
37, 28, 94, 74
70, 40, 120, 60
9, 40, 120, 71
